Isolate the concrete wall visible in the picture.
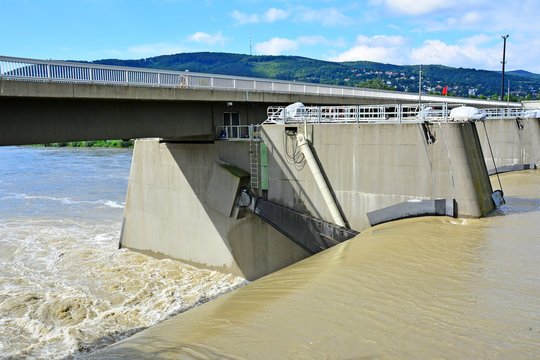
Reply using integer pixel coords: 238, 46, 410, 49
476, 118, 540, 173
122, 121, 495, 280
262, 121, 494, 231
121, 139, 309, 281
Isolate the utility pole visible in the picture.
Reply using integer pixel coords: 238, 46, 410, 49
500, 34, 509, 101
418, 64, 422, 103
507, 79, 510, 106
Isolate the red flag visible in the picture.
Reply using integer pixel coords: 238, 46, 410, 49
442, 86, 448, 95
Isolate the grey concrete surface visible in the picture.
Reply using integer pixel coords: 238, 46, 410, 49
262, 121, 494, 232
477, 117, 540, 173
121, 139, 309, 281
122, 121, 494, 281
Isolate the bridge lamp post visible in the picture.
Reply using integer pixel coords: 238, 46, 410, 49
500, 34, 509, 101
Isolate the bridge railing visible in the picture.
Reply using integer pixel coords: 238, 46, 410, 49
0, 56, 519, 108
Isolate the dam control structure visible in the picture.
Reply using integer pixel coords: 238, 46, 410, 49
1, 56, 539, 280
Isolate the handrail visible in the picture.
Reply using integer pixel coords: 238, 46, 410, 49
266, 104, 532, 124
215, 124, 261, 141
0, 55, 518, 107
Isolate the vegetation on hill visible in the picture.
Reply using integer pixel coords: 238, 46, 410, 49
91, 52, 540, 101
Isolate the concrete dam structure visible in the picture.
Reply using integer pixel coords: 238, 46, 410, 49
121, 104, 528, 281
1, 56, 539, 281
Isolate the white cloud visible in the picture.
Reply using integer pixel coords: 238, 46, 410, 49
263, 8, 289, 22
231, 10, 259, 24
382, 0, 454, 15
356, 34, 409, 47
410, 39, 501, 69
330, 45, 402, 63
254, 35, 345, 56
326, 34, 509, 70
188, 32, 231, 46
329, 35, 410, 62
255, 38, 298, 55
297, 35, 346, 47
231, 6, 351, 27
298, 7, 353, 26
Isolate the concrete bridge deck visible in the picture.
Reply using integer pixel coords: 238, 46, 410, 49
0, 55, 516, 146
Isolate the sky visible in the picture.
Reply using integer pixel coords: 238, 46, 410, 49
2, 0, 539, 72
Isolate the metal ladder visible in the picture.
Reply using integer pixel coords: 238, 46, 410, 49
249, 140, 260, 189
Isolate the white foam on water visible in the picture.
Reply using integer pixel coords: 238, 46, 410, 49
0, 218, 247, 359
2, 193, 125, 209
98, 200, 125, 209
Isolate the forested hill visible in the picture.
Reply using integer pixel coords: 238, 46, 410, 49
90, 52, 540, 100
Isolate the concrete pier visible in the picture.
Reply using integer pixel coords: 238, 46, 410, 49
476, 117, 540, 174
121, 139, 308, 281
121, 120, 495, 280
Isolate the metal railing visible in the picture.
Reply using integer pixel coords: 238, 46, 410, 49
0, 55, 519, 107
215, 124, 261, 141
266, 104, 534, 124
266, 103, 452, 124
484, 107, 526, 119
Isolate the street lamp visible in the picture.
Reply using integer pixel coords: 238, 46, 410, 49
501, 35, 509, 101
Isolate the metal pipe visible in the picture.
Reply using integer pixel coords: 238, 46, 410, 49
296, 133, 346, 227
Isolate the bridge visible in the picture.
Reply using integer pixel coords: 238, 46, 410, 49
0, 55, 515, 146
1, 55, 539, 281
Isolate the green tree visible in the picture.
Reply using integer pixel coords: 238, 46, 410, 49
355, 78, 395, 91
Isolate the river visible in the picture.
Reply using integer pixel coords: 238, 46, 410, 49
0, 146, 247, 359
90, 171, 540, 359
1, 146, 540, 359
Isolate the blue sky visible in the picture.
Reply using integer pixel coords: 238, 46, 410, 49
3, 0, 539, 72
